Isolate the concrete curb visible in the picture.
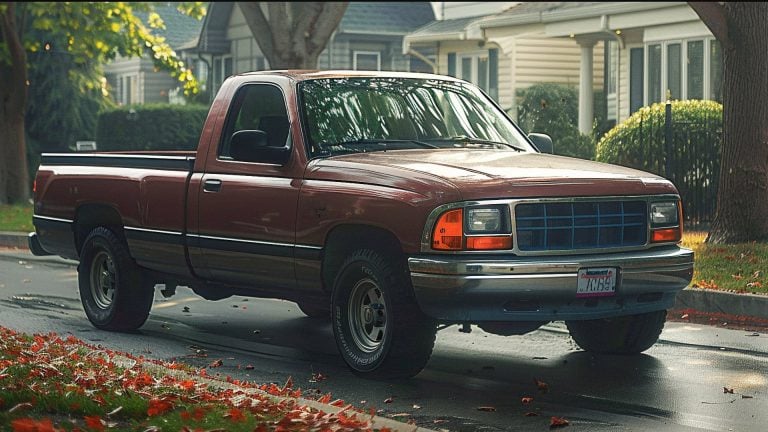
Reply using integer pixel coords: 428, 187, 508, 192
3, 231, 767, 320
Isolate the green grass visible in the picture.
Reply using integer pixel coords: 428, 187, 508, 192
683, 231, 768, 294
0, 203, 33, 232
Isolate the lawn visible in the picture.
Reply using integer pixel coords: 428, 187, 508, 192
683, 231, 768, 295
0, 203, 33, 232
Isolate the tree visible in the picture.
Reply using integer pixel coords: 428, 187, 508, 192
0, 2, 204, 204
689, 2, 768, 243
239, 2, 348, 69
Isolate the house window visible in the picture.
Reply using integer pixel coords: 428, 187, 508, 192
641, 38, 721, 106
667, 43, 681, 99
458, 52, 490, 92
687, 40, 704, 100
353, 51, 381, 71
647, 44, 663, 104
709, 40, 723, 102
212, 55, 233, 95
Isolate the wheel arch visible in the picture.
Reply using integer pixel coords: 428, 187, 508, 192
74, 204, 125, 256
321, 224, 405, 293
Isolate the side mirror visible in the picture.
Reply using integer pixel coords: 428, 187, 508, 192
528, 133, 554, 154
230, 130, 291, 165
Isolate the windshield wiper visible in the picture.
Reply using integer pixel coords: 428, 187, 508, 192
427, 136, 527, 152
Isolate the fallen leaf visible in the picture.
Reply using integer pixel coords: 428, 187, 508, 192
208, 359, 223, 368
245, 364, 255, 370
681, 314, 689, 319
413, 404, 421, 409
8, 402, 34, 413
524, 412, 539, 417
390, 413, 410, 418
550, 416, 569, 428
106, 406, 123, 417
521, 397, 533, 405
723, 387, 734, 394
477, 406, 496, 412
309, 372, 327, 383
534, 378, 549, 394
384, 397, 394, 404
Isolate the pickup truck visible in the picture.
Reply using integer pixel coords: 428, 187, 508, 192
30, 70, 694, 378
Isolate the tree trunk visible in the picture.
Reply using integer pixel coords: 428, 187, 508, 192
0, 2, 31, 204
239, 2, 347, 70
691, 3, 768, 243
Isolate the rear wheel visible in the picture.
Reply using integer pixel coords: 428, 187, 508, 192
332, 249, 436, 379
78, 227, 154, 331
566, 310, 667, 354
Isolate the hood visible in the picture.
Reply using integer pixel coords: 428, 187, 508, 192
305, 150, 679, 201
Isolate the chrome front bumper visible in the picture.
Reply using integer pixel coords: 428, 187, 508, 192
408, 246, 694, 322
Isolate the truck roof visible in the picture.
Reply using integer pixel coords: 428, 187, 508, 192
233, 69, 466, 83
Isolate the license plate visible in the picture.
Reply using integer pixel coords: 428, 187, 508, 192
576, 268, 617, 298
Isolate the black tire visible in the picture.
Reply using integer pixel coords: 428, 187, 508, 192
296, 301, 330, 319
566, 310, 667, 354
331, 249, 437, 379
78, 227, 154, 331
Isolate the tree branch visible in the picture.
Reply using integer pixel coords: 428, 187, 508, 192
688, 2, 731, 48
266, 2, 291, 64
239, 3, 275, 64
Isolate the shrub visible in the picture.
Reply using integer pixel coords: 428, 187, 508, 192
595, 100, 722, 175
95, 104, 209, 151
515, 83, 606, 160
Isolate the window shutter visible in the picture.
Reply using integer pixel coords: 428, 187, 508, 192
447, 52, 456, 77
488, 48, 499, 101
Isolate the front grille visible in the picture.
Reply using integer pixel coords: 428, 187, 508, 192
515, 201, 647, 252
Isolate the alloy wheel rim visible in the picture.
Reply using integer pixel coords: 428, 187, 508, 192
348, 278, 387, 353
90, 250, 116, 309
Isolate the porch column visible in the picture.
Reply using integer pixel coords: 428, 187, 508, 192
578, 40, 595, 135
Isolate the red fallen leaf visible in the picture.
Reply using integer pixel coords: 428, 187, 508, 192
147, 398, 174, 416
245, 364, 255, 370
281, 376, 294, 392
208, 359, 223, 368
178, 380, 196, 391
11, 418, 57, 432
521, 397, 534, 405
384, 397, 394, 404
192, 407, 206, 422
330, 399, 346, 407
550, 416, 569, 428
723, 387, 734, 394
524, 412, 539, 417
84, 415, 105, 431
477, 406, 496, 412
534, 378, 549, 394
225, 408, 246, 423
309, 372, 328, 383
318, 393, 332, 404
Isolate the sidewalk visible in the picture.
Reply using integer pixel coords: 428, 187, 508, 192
2, 231, 766, 321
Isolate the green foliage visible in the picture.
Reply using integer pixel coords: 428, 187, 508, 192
95, 104, 209, 151
595, 100, 723, 174
3, 2, 206, 96
515, 83, 606, 160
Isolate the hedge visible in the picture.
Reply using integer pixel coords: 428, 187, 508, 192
95, 104, 209, 151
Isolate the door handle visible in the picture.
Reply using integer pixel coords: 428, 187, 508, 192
203, 179, 222, 192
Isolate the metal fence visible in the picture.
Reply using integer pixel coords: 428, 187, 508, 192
663, 103, 722, 228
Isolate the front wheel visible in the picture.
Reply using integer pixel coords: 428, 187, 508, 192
78, 227, 154, 331
566, 310, 667, 354
332, 249, 436, 379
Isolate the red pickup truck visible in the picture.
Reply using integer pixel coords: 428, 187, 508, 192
30, 70, 693, 378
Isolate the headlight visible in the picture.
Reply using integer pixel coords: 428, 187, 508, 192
650, 202, 679, 227
466, 207, 503, 233
432, 205, 512, 251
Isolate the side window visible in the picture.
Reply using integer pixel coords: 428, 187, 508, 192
219, 84, 290, 159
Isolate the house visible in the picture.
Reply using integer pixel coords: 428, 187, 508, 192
406, 2, 723, 134
182, 2, 436, 102
104, 3, 204, 105
404, 2, 606, 127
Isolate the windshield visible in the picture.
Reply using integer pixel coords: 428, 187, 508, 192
298, 77, 535, 158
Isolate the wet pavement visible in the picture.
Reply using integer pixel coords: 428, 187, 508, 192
0, 251, 766, 431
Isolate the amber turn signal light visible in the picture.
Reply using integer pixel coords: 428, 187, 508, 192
466, 236, 513, 250
651, 227, 681, 243
432, 209, 463, 250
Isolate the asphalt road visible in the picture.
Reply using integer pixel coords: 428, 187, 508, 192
0, 251, 766, 431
